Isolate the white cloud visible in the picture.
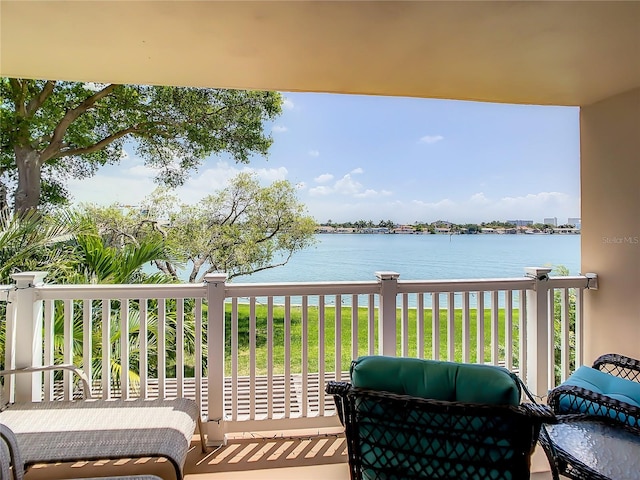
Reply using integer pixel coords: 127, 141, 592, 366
419, 135, 444, 144
351, 167, 364, 174
272, 125, 288, 133
334, 174, 363, 195
354, 189, 380, 198
308, 150, 320, 157
309, 185, 333, 196
314, 173, 334, 183
283, 98, 294, 110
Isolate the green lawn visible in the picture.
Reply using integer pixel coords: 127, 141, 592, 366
224, 303, 521, 376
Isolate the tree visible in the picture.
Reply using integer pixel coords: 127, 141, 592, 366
85, 173, 317, 282
1, 79, 282, 213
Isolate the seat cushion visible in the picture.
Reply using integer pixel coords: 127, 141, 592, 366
350, 356, 521, 405
563, 366, 640, 408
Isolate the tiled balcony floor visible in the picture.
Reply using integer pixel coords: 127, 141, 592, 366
23, 432, 554, 480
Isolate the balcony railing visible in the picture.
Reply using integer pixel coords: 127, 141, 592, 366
0, 267, 597, 445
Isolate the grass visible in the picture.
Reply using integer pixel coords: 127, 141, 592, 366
224, 303, 521, 376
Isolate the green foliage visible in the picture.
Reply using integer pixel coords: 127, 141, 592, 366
1, 78, 282, 211
84, 173, 317, 282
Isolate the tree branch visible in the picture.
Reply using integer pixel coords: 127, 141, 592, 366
8, 78, 26, 116
26, 81, 56, 116
40, 83, 120, 161
48, 126, 139, 160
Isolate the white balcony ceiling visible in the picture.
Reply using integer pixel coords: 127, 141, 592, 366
1, 1, 639, 106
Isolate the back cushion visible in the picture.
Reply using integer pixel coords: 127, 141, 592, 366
350, 356, 520, 405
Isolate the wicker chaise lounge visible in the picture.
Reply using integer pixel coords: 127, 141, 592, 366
327, 356, 555, 480
0, 365, 205, 480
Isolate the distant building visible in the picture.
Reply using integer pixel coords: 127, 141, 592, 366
544, 217, 558, 226
507, 219, 533, 227
568, 217, 581, 229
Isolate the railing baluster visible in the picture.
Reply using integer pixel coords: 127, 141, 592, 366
476, 292, 485, 364
447, 292, 455, 361
63, 299, 73, 400
351, 294, 359, 360
231, 298, 238, 421
335, 294, 342, 382
519, 289, 527, 383
561, 288, 570, 382
462, 292, 470, 364
194, 298, 202, 413
575, 287, 584, 369
547, 288, 556, 389
83, 300, 93, 396
368, 294, 375, 355
318, 295, 325, 414
120, 299, 129, 400
158, 298, 166, 399
301, 295, 308, 418
249, 297, 256, 420
101, 299, 111, 399
267, 296, 274, 419
43, 300, 55, 401
139, 299, 148, 399
284, 296, 291, 418
491, 291, 499, 365
505, 290, 513, 371
432, 293, 440, 360
176, 298, 184, 399
417, 293, 424, 359
402, 293, 409, 357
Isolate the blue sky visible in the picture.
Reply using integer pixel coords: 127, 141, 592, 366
68, 92, 580, 224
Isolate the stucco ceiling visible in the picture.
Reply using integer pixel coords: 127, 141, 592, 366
1, 1, 639, 106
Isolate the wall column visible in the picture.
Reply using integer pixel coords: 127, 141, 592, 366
580, 88, 640, 363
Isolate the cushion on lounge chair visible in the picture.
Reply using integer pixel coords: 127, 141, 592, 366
350, 355, 521, 405
555, 365, 640, 427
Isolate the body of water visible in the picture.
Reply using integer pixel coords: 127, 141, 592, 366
239, 233, 581, 283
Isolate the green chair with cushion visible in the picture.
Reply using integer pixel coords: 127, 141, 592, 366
326, 356, 554, 480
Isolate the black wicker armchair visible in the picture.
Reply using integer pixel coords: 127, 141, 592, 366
539, 353, 640, 480
327, 356, 554, 480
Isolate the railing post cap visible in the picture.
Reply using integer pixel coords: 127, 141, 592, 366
11, 271, 47, 286
524, 267, 552, 275
375, 271, 400, 280
204, 272, 228, 283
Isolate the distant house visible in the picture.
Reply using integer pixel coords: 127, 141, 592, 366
393, 225, 416, 234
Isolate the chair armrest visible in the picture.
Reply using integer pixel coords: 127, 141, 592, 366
0, 364, 93, 399
548, 384, 640, 433
0, 423, 24, 479
592, 353, 640, 382
518, 402, 557, 424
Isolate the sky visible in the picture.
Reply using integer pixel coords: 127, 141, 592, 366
67, 92, 581, 225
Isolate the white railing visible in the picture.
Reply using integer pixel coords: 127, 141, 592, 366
0, 267, 597, 446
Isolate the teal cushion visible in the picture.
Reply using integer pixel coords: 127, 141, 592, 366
563, 366, 640, 407
558, 366, 640, 427
350, 356, 521, 405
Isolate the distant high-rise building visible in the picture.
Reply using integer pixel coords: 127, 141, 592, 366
507, 219, 533, 227
544, 217, 558, 226
568, 217, 581, 229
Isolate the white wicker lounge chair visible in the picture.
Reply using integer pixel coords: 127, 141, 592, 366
0, 365, 205, 480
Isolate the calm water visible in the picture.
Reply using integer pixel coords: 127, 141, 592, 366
238, 233, 581, 283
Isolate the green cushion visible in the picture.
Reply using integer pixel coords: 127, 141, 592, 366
350, 356, 521, 405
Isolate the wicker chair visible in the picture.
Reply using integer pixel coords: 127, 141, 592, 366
539, 353, 640, 480
327, 356, 554, 480
0, 365, 205, 480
